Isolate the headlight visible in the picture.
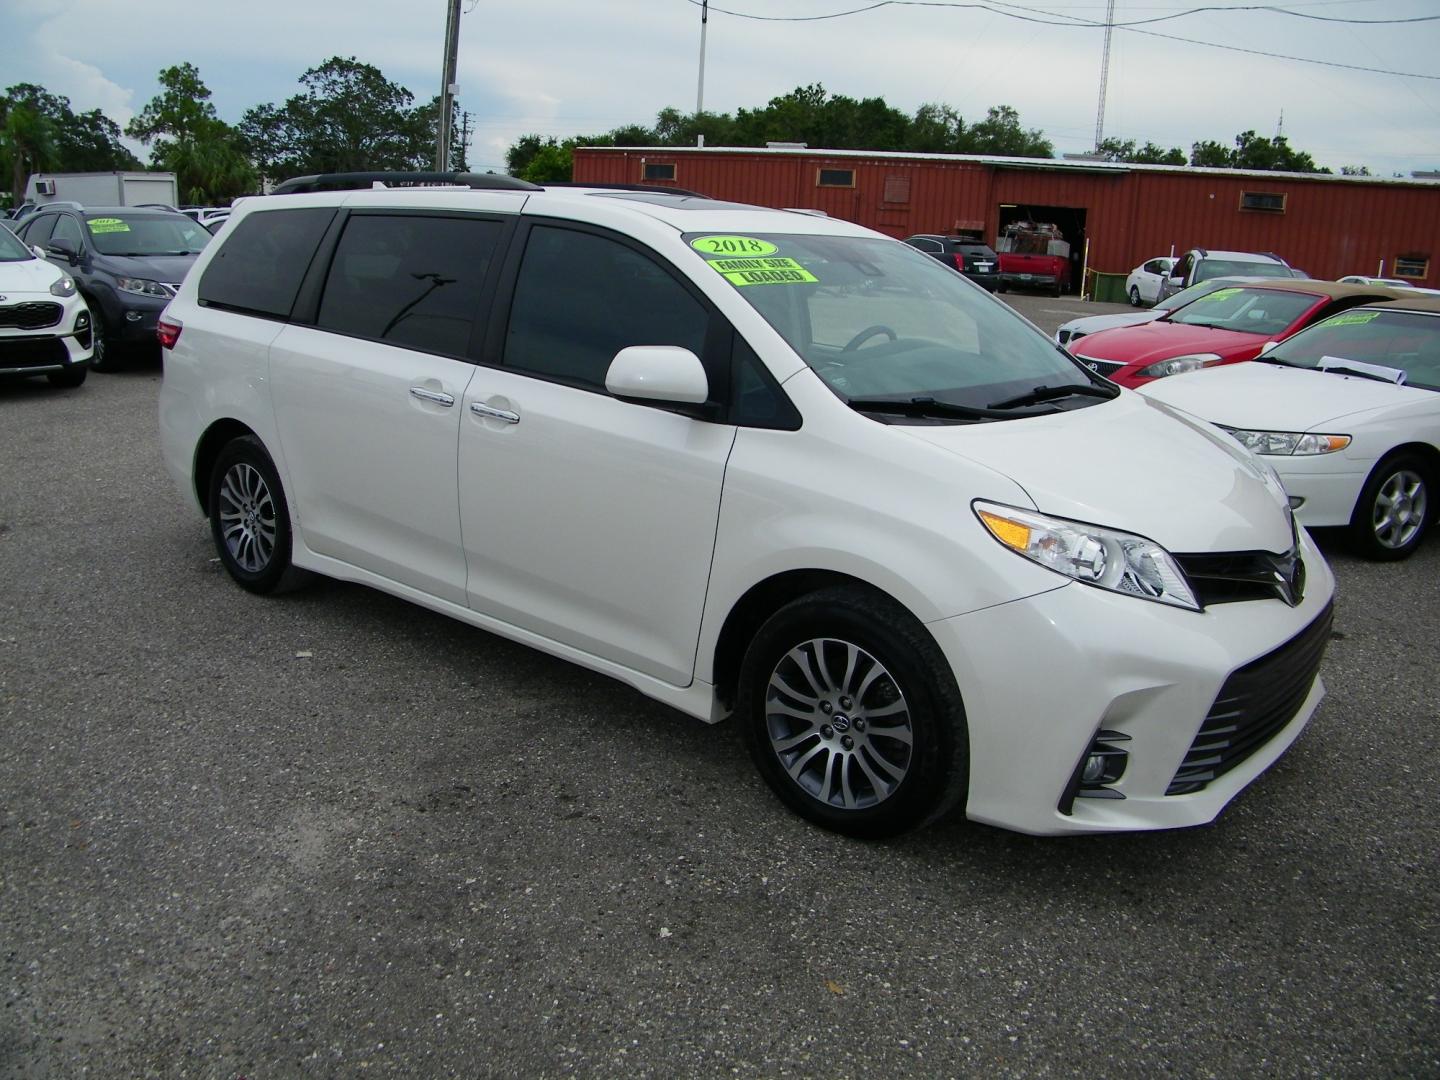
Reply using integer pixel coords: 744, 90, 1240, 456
1223, 428, 1351, 456
117, 276, 173, 298
49, 275, 77, 298
1135, 353, 1221, 379
975, 502, 1199, 611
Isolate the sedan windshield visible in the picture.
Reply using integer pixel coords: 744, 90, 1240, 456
1264, 309, 1440, 391
85, 213, 211, 256
1193, 259, 1292, 282
1166, 286, 1316, 336
0, 223, 33, 262
685, 232, 1102, 415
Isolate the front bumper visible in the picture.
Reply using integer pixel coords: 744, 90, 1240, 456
965, 271, 1000, 292
0, 302, 93, 377
932, 530, 1335, 834
1269, 454, 1368, 528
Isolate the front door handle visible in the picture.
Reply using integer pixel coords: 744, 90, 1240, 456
470, 401, 520, 424
410, 386, 454, 407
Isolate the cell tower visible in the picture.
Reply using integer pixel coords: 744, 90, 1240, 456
1094, 0, 1117, 150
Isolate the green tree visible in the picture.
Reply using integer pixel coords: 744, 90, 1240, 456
0, 96, 55, 208
1190, 130, 1329, 173
126, 64, 255, 203
1096, 137, 1185, 166
240, 57, 437, 182
1, 83, 139, 205
966, 106, 1052, 157
1340, 164, 1372, 177
905, 103, 967, 154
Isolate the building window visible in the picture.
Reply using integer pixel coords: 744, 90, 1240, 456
1239, 191, 1287, 213
817, 168, 855, 188
883, 175, 911, 204
642, 162, 676, 182
1395, 255, 1430, 279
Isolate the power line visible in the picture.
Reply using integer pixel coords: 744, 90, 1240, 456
677, 0, 1440, 80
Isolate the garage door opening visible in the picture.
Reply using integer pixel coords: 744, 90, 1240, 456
997, 204, 1088, 296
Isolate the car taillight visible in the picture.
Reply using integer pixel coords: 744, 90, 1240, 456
953, 253, 966, 272
157, 317, 182, 350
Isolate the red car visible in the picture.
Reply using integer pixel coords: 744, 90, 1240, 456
1069, 280, 1407, 388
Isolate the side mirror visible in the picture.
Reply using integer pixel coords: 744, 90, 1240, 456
47, 237, 78, 263
606, 345, 709, 406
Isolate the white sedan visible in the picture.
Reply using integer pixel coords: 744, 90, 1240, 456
1141, 295, 1440, 560
1125, 256, 1175, 306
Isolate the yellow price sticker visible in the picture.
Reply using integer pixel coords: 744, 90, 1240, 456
707, 256, 819, 286
1320, 311, 1379, 328
88, 217, 130, 234
690, 235, 779, 257
1196, 287, 1241, 302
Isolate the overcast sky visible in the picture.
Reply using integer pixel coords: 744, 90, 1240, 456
4, 0, 1438, 177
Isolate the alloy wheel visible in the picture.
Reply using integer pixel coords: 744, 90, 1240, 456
764, 637, 914, 810
1371, 468, 1427, 550
218, 462, 277, 572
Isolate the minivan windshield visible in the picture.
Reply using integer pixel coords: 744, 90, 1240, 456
685, 232, 1105, 416
84, 213, 211, 257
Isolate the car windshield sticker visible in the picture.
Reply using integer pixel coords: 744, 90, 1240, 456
705, 256, 820, 287
1319, 311, 1380, 328
690, 235, 779, 257
87, 218, 130, 234
1197, 287, 1241, 302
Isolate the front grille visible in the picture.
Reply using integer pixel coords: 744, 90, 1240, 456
1077, 355, 1121, 377
0, 336, 68, 369
1174, 547, 1306, 606
0, 302, 63, 330
1167, 602, 1333, 795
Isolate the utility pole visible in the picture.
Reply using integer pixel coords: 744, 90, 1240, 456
696, 0, 709, 116
1093, 0, 1115, 151
435, 0, 463, 171
458, 110, 473, 170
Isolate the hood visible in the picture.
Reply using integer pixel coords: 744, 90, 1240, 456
96, 252, 200, 285
1137, 361, 1436, 430
897, 391, 1295, 554
1060, 310, 1161, 337
1072, 319, 1269, 366
0, 255, 65, 297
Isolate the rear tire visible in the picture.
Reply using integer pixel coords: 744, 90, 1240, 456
1348, 453, 1430, 561
208, 435, 312, 594
738, 586, 968, 838
1129, 285, 1142, 307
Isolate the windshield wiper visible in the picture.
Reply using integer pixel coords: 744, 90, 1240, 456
846, 395, 1011, 421
987, 383, 1118, 410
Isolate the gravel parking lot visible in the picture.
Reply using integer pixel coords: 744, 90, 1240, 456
2, 300, 1437, 1077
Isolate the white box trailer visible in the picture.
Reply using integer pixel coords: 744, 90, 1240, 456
24, 171, 179, 209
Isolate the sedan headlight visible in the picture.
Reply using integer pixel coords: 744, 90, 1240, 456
117, 276, 173, 298
49, 275, 77, 298
975, 502, 1199, 611
1135, 353, 1221, 379
1223, 428, 1351, 456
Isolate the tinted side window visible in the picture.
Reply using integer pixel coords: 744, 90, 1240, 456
504, 225, 708, 391
906, 238, 942, 254
198, 207, 336, 319
51, 215, 84, 249
22, 214, 58, 247
316, 213, 502, 357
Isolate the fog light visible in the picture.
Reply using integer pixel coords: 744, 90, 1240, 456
1059, 730, 1131, 815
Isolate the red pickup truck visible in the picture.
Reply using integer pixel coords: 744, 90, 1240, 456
996, 221, 1071, 297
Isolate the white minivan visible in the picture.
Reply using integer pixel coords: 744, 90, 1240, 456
158, 176, 1335, 838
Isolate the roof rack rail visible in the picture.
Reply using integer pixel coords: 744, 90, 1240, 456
542, 182, 710, 198
1257, 251, 1284, 261
269, 171, 540, 196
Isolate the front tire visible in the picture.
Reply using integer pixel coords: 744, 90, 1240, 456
1348, 453, 1430, 561
208, 435, 311, 594
88, 319, 118, 372
738, 586, 968, 838
47, 366, 86, 388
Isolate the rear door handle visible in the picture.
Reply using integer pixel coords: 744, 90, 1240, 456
470, 401, 520, 424
410, 386, 454, 407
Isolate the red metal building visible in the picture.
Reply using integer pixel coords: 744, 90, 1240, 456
573, 146, 1440, 292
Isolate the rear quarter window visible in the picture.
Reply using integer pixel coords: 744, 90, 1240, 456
198, 208, 336, 319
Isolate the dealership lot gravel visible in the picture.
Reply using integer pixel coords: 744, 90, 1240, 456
2, 294, 1437, 1077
